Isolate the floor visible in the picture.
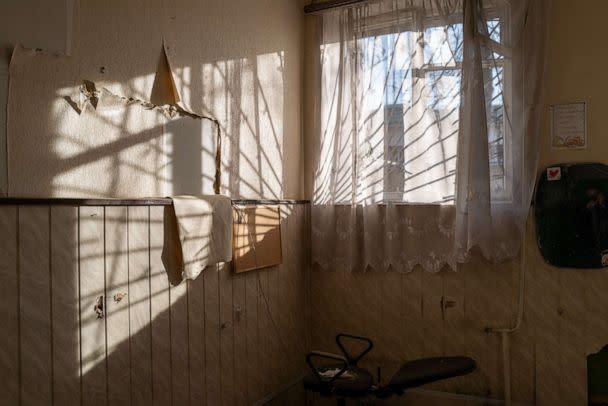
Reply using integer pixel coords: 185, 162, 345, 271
265, 384, 499, 406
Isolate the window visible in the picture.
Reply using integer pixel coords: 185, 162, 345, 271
356, 11, 509, 204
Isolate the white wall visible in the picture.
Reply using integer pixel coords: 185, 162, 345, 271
1, 0, 304, 199
0, 0, 73, 195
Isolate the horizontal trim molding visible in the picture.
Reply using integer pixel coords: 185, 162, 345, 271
0, 197, 310, 206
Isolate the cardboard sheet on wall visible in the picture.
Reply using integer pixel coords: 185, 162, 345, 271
232, 205, 282, 273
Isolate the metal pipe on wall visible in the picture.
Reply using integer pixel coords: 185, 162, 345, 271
488, 216, 529, 406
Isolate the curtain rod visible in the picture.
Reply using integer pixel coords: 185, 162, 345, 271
304, 0, 368, 15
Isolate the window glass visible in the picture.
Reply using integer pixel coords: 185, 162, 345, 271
318, 11, 509, 204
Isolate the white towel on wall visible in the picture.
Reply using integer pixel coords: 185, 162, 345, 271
169, 195, 232, 281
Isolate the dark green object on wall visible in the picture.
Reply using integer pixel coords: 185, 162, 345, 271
535, 163, 608, 268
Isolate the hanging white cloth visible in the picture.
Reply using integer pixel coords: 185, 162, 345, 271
311, 0, 549, 272
166, 195, 233, 282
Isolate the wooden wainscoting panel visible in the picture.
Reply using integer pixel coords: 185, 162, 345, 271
170, 275, 190, 405
535, 330, 561, 405
378, 271, 404, 367
188, 274, 206, 405
204, 264, 221, 405
401, 270, 424, 360
79, 206, 107, 406
0, 206, 19, 405
530, 250, 561, 406
0, 202, 310, 406
402, 269, 423, 320
278, 209, 295, 384
127, 206, 153, 405
104, 206, 130, 404
509, 319, 535, 404
309, 266, 342, 352
559, 269, 588, 405
245, 268, 260, 403
258, 268, 272, 397
268, 264, 281, 391
293, 204, 309, 355
585, 269, 608, 363
19, 206, 52, 405
219, 263, 235, 406
50, 206, 81, 406
347, 270, 381, 340
421, 270, 443, 321
443, 270, 465, 321
232, 271, 248, 405
150, 206, 172, 406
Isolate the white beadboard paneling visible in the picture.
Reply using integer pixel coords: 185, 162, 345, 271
204, 264, 221, 405
50, 206, 81, 405
0, 206, 19, 404
127, 206, 152, 405
150, 206, 172, 406
220, 262, 235, 406
105, 206, 130, 404
79, 206, 107, 406
0, 65, 7, 196
245, 268, 260, 403
188, 275, 206, 405
258, 269, 271, 397
267, 265, 280, 390
1, 202, 308, 406
233, 270, 248, 405
170, 278, 190, 405
19, 206, 52, 405
165, 200, 190, 405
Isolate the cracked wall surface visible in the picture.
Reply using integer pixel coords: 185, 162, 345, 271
1, 0, 304, 199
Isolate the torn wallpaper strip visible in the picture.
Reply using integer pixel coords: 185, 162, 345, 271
150, 44, 181, 106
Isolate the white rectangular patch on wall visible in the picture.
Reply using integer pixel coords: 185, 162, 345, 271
547, 166, 561, 181
550, 101, 587, 150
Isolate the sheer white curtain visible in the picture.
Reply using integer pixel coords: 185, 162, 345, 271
311, 0, 548, 272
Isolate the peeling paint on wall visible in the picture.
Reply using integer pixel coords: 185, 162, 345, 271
2, 0, 303, 199
7, 45, 171, 197
75, 78, 223, 194
150, 44, 180, 106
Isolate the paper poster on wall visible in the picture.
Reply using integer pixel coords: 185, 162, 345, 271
551, 101, 587, 150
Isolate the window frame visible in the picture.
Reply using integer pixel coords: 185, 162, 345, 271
353, 3, 514, 205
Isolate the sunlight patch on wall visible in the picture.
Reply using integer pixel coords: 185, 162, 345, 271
48, 84, 169, 198
195, 52, 285, 199
9, 44, 289, 200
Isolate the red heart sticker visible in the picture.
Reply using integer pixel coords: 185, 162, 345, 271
547, 167, 561, 181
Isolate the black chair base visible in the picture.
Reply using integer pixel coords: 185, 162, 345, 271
304, 334, 477, 405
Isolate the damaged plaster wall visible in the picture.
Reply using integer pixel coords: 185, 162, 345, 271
0, 0, 73, 196
303, 1, 608, 405
2, 0, 304, 199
